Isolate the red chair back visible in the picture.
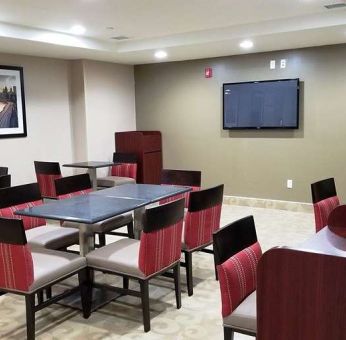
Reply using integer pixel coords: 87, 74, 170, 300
0, 183, 45, 230
0, 218, 34, 292
184, 184, 223, 250
110, 153, 138, 180
139, 199, 184, 276
213, 216, 261, 318
34, 161, 62, 199
160, 169, 201, 208
55, 174, 92, 199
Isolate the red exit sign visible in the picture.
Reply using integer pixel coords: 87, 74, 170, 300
205, 67, 213, 78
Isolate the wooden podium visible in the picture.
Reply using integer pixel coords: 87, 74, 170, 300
115, 131, 162, 184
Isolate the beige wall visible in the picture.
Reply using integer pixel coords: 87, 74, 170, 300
135, 44, 346, 203
83, 60, 136, 176
0, 53, 74, 185
0, 54, 137, 184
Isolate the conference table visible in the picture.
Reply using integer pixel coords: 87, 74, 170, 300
16, 183, 190, 256
15, 183, 190, 311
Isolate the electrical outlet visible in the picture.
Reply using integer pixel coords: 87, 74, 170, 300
287, 179, 293, 189
280, 59, 287, 69
270, 60, 276, 69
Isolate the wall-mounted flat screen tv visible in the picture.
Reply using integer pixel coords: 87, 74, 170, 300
223, 78, 299, 129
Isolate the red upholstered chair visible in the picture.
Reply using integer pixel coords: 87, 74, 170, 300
97, 153, 137, 188
311, 178, 340, 232
182, 184, 224, 296
0, 183, 79, 251
34, 161, 62, 199
86, 198, 185, 332
56, 174, 134, 247
0, 174, 11, 189
0, 217, 90, 340
213, 215, 261, 340
160, 169, 201, 208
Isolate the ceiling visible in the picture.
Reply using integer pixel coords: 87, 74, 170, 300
0, 0, 345, 64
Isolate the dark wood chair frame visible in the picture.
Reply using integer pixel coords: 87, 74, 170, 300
161, 169, 202, 187
84, 199, 185, 332
0, 218, 90, 340
311, 177, 337, 203
0, 167, 8, 176
113, 152, 138, 165
0, 174, 11, 189
55, 173, 134, 247
213, 215, 258, 340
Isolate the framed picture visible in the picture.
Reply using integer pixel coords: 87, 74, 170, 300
0, 65, 27, 138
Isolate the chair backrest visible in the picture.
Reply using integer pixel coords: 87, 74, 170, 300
184, 184, 224, 250
0, 174, 11, 189
139, 198, 185, 276
0, 217, 34, 292
327, 204, 346, 237
0, 183, 46, 230
213, 216, 262, 318
311, 178, 339, 232
0, 167, 8, 176
34, 161, 62, 199
55, 174, 92, 199
160, 169, 202, 208
111, 152, 138, 180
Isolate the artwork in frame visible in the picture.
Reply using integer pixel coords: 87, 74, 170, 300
0, 65, 27, 138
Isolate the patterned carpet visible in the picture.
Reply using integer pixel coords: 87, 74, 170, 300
0, 204, 314, 339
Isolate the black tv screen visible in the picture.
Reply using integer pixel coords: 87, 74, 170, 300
223, 78, 299, 129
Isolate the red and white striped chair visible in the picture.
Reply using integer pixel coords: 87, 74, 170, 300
85, 198, 185, 332
311, 178, 340, 232
56, 174, 134, 247
0, 183, 79, 251
160, 169, 201, 208
213, 216, 261, 340
34, 161, 62, 199
97, 153, 137, 188
182, 184, 224, 296
0, 217, 89, 340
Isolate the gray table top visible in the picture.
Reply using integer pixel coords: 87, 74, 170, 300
92, 183, 191, 203
15, 194, 148, 224
63, 161, 113, 169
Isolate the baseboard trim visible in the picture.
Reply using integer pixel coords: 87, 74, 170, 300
223, 195, 313, 213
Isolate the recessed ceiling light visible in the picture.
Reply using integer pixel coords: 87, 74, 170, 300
239, 40, 254, 49
154, 50, 168, 59
70, 25, 86, 35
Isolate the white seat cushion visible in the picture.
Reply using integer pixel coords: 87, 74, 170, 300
223, 291, 257, 333
62, 213, 133, 233
29, 248, 86, 293
86, 238, 145, 278
26, 223, 79, 250
97, 176, 135, 188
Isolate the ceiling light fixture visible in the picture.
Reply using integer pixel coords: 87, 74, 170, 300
239, 40, 254, 49
70, 25, 86, 35
154, 50, 168, 59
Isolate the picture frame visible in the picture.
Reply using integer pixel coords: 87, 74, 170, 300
0, 65, 27, 138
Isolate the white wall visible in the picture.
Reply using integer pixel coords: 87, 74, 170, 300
0, 53, 74, 185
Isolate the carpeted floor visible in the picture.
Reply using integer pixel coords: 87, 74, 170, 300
0, 204, 314, 339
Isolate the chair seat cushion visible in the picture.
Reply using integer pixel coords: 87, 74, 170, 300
223, 291, 257, 333
97, 176, 135, 188
29, 248, 86, 293
86, 238, 145, 278
26, 224, 79, 250
62, 213, 133, 233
